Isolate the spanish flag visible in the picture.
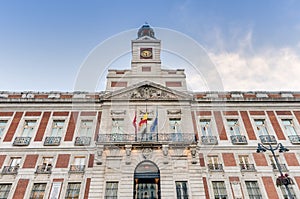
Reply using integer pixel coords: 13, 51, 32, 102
139, 113, 148, 127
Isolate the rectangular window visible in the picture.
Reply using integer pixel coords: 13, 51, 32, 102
105, 182, 118, 199
38, 157, 53, 173
78, 120, 93, 137
176, 181, 189, 199
0, 120, 8, 137
200, 119, 212, 136
169, 118, 182, 133
281, 119, 297, 136
280, 185, 297, 199
0, 184, 12, 199
208, 156, 223, 171
51, 120, 65, 137
22, 120, 37, 137
212, 181, 227, 199
245, 181, 262, 199
254, 119, 268, 135
70, 157, 86, 172
226, 119, 240, 135
10, 157, 21, 166
65, 182, 81, 199
30, 183, 47, 199
111, 118, 124, 134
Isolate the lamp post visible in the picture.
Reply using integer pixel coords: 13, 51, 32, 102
256, 143, 294, 199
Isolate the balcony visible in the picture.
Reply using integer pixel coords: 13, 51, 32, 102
44, 137, 61, 146
2, 166, 19, 175
230, 135, 247, 145
13, 137, 31, 146
239, 164, 256, 172
259, 135, 277, 144
271, 163, 288, 172
74, 136, 91, 146
201, 136, 218, 145
288, 135, 300, 144
35, 164, 52, 174
69, 165, 85, 173
97, 133, 195, 145
208, 164, 223, 171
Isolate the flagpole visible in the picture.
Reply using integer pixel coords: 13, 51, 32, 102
156, 106, 158, 141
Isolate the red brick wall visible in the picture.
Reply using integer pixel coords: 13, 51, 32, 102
12, 179, 29, 199
214, 111, 227, 140
34, 112, 50, 141
276, 111, 292, 115
294, 176, 300, 190
196, 111, 212, 116
64, 112, 79, 141
267, 111, 285, 140
84, 178, 91, 199
223, 111, 239, 116
253, 153, 268, 166
191, 111, 199, 140
284, 153, 300, 166
240, 111, 256, 140
55, 154, 70, 168
165, 81, 182, 87
199, 153, 205, 167
3, 112, 23, 142
0, 112, 13, 116
229, 176, 240, 182
25, 111, 41, 116
94, 112, 102, 141
294, 111, 300, 125
53, 111, 69, 117
262, 177, 279, 199
0, 155, 6, 168
23, 154, 38, 168
111, 81, 127, 87
249, 111, 265, 115
222, 153, 236, 166
80, 111, 97, 116
202, 177, 210, 199
88, 154, 94, 168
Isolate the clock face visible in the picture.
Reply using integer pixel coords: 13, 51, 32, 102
140, 48, 153, 59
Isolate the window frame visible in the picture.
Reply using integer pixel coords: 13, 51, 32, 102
105, 181, 118, 199
212, 181, 228, 199
175, 181, 189, 199
245, 181, 263, 199
199, 118, 213, 136
0, 184, 12, 199
29, 183, 47, 199
65, 182, 81, 199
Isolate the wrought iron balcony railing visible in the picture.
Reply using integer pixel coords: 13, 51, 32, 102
69, 165, 85, 173
44, 137, 61, 146
271, 163, 288, 172
288, 135, 300, 144
259, 135, 277, 144
97, 133, 195, 143
201, 136, 218, 145
239, 163, 256, 172
13, 137, 31, 146
230, 135, 248, 144
35, 164, 52, 174
2, 166, 19, 174
74, 136, 91, 146
208, 164, 223, 171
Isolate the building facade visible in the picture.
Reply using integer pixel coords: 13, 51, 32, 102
0, 24, 300, 198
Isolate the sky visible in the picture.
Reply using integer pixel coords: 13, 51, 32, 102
0, 0, 300, 92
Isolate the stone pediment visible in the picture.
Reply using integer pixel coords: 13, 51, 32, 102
101, 81, 192, 101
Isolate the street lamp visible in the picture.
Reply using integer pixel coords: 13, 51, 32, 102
256, 143, 294, 199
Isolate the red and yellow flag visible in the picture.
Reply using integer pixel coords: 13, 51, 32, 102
138, 113, 148, 127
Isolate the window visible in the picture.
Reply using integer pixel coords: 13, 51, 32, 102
212, 181, 227, 199
30, 183, 47, 199
208, 156, 223, 171
111, 118, 124, 134
105, 182, 118, 199
37, 157, 53, 173
22, 120, 37, 137
269, 155, 288, 171
280, 185, 297, 199
238, 155, 255, 171
281, 119, 297, 136
254, 119, 268, 135
78, 120, 93, 137
51, 120, 65, 137
0, 120, 7, 137
169, 118, 182, 133
239, 155, 249, 164
226, 119, 240, 135
0, 184, 11, 199
10, 157, 21, 167
70, 157, 85, 172
65, 183, 81, 199
245, 181, 262, 199
176, 181, 189, 199
200, 119, 212, 136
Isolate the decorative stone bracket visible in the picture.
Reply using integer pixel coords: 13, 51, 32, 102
96, 145, 104, 165
162, 145, 169, 164
125, 145, 132, 165
190, 144, 197, 164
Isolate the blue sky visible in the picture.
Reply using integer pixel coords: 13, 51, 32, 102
1, 0, 300, 91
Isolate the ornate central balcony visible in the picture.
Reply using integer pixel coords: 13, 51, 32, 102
208, 164, 223, 171
69, 165, 85, 173
97, 133, 195, 145
288, 135, 300, 144
74, 136, 91, 146
201, 136, 218, 145
13, 137, 31, 146
35, 164, 52, 174
230, 135, 247, 145
2, 166, 19, 175
239, 163, 256, 172
259, 135, 277, 144
44, 137, 61, 146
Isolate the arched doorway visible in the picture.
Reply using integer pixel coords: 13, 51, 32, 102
134, 161, 161, 199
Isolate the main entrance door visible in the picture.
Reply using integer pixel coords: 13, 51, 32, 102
134, 161, 161, 199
